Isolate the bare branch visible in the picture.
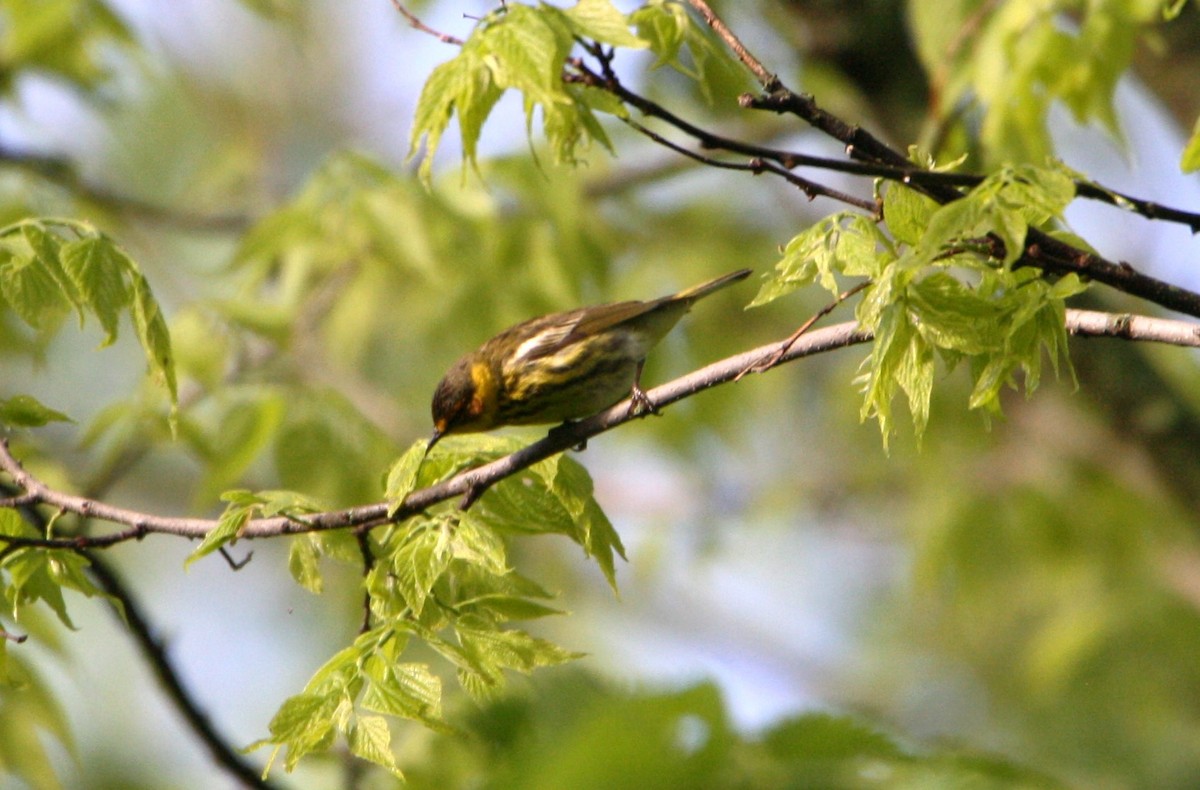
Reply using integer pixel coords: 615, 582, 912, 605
390, 1, 465, 46
621, 118, 878, 213
1, 627, 27, 643
1066, 309, 1200, 346
684, 0, 778, 89
697, 25, 1200, 319
356, 527, 375, 634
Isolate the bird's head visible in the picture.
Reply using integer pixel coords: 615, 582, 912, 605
429, 355, 498, 448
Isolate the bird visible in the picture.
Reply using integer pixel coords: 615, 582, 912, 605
428, 268, 751, 448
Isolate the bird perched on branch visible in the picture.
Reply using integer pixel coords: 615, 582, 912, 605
429, 268, 752, 448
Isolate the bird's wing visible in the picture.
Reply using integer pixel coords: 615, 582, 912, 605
564, 299, 658, 341
505, 300, 653, 363
508, 314, 581, 362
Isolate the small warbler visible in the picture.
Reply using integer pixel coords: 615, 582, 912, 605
429, 268, 751, 447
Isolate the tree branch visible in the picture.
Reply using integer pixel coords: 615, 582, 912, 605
4, 309, 1200, 547
687, 23, 1200, 319
619, 118, 878, 214
0, 477, 275, 789
84, 553, 280, 790
392, 0, 1200, 234
0, 146, 251, 233
389, 1, 464, 45
684, 0, 779, 89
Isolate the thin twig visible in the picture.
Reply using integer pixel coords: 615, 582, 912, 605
622, 118, 877, 213
737, 281, 872, 380
684, 0, 778, 89
355, 526, 375, 634
389, 1, 1200, 233
390, 0, 465, 45
722, 39, 1200, 318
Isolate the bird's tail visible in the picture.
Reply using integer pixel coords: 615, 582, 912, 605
669, 268, 752, 304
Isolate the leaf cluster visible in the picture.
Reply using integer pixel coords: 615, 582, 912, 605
0, 0, 132, 96
408, 0, 746, 180
243, 434, 623, 777
910, 0, 1191, 165
751, 162, 1086, 445
2, 0, 1200, 785
0, 219, 177, 424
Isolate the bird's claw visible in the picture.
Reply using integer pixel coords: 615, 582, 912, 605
626, 383, 660, 418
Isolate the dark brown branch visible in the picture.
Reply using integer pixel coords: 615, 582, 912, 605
355, 527, 375, 634
0, 478, 274, 788
730, 60, 1200, 319
84, 553, 280, 790
391, 0, 1200, 233
621, 118, 878, 213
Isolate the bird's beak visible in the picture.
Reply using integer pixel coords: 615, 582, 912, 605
426, 424, 445, 454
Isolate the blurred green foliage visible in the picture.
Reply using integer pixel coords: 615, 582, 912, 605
0, 0, 1199, 788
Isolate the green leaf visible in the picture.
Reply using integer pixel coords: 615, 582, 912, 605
360, 662, 443, 725
60, 236, 131, 346
21, 223, 81, 311
408, 49, 481, 182
631, 0, 688, 68
546, 454, 626, 592
186, 500, 253, 568
453, 512, 510, 576
883, 182, 940, 247
251, 490, 325, 519
4, 547, 76, 629
456, 620, 582, 677
630, 0, 748, 102
288, 535, 323, 594
919, 164, 1076, 266
407, 3, 628, 179
348, 715, 401, 778
858, 301, 933, 448
0, 394, 72, 427
471, 452, 626, 591
571, 81, 629, 120
128, 271, 178, 418
255, 629, 453, 776
0, 508, 38, 540
1182, 114, 1200, 173
749, 213, 890, 307
385, 440, 430, 516
563, 0, 648, 48
459, 593, 564, 622
265, 691, 336, 744
387, 522, 452, 616
485, 6, 570, 103
0, 253, 70, 329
